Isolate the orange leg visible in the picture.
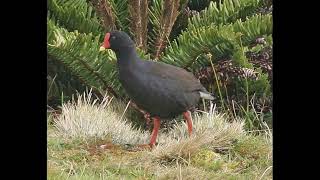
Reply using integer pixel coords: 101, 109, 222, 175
149, 117, 160, 147
183, 111, 193, 137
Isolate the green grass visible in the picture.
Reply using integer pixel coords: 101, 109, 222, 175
48, 125, 272, 179
47, 91, 272, 179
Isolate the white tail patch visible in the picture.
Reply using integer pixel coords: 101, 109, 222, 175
199, 91, 215, 100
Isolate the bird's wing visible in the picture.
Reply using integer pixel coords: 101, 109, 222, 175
143, 60, 206, 93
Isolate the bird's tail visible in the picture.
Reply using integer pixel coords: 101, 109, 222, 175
199, 91, 215, 100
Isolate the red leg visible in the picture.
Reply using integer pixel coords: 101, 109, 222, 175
149, 117, 160, 147
183, 111, 193, 137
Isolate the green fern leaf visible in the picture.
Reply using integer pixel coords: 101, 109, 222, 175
47, 19, 121, 98
48, 0, 103, 35
161, 14, 272, 71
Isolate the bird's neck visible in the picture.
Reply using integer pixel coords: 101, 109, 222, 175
115, 46, 140, 67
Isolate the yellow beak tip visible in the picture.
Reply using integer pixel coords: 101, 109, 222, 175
99, 46, 106, 51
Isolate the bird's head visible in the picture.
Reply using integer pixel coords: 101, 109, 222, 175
99, 31, 135, 52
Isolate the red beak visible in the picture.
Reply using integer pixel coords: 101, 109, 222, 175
100, 33, 110, 49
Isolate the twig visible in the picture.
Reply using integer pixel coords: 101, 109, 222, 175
120, 100, 131, 121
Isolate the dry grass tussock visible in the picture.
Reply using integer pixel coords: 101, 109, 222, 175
53, 90, 150, 144
53, 91, 245, 152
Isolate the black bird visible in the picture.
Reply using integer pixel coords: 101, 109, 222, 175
100, 31, 214, 147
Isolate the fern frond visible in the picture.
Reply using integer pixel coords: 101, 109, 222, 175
188, 0, 264, 31
148, 0, 163, 47
109, 0, 130, 32
48, 0, 103, 35
47, 19, 121, 98
232, 13, 272, 45
161, 14, 272, 71
47, 56, 88, 104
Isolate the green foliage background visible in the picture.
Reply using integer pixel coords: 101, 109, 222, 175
47, 0, 272, 129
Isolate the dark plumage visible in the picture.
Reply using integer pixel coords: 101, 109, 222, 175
100, 31, 214, 147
